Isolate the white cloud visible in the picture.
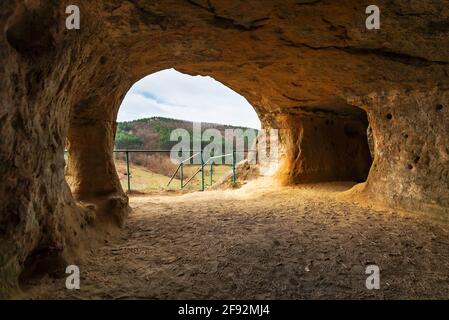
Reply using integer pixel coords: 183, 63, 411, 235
117, 69, 261, 129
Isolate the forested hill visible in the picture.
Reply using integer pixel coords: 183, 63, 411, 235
115, 117, 258, 150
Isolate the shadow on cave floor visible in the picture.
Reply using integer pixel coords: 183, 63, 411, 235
20, 179, 449, 299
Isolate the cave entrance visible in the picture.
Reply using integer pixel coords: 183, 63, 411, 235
67, 68, 262, 195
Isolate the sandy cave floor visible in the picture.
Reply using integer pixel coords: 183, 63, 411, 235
21, 179, 449, 299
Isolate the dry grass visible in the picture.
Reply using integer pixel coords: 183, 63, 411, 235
114, 159, 234, 191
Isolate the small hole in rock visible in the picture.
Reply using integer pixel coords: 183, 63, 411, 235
386, 113, 393, 120
436, 104, 443, 111
414, 156, 420, 164
407, 164, 413, 170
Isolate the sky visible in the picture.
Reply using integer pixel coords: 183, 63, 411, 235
117, 69, 261, 129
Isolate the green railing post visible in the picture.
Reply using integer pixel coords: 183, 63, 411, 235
232, 151, 236, 184
125, 151, 131, 192
210, 160, 213, 186
201, 150, 205, 191
180, 162, 184, 188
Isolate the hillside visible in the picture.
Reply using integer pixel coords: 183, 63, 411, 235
113, 117, 258, 182
115, 116, 258, 151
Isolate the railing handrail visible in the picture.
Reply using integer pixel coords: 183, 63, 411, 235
181, 152, 201, 164
69, 149, 250, 191
205, 152, 234, 163
167, 164, 182, 187
181, 166, 203, 189
166, 152, 202, 187
167, 151, 238, 189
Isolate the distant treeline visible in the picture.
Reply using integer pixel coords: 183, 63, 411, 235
115, 117, 258, 151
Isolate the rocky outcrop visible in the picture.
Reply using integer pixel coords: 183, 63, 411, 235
1, 0, 448, 297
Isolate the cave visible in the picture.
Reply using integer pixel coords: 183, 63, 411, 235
1, 1, 448, 299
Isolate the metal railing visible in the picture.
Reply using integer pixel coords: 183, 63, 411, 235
205, 153, 236, 187
114, 149, 188, 192
167, 151, 237, 191
65, 149, 255, 192
167, 151, 201, 189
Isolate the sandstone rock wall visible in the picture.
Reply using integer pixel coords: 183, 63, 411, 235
352, 89, 449, 214
1, 0, 448, 297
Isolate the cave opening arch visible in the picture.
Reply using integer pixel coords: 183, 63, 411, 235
112, 68, 263, 192
64, 65, 374, 229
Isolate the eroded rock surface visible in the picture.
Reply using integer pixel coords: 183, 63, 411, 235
1, 0, 448, 297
